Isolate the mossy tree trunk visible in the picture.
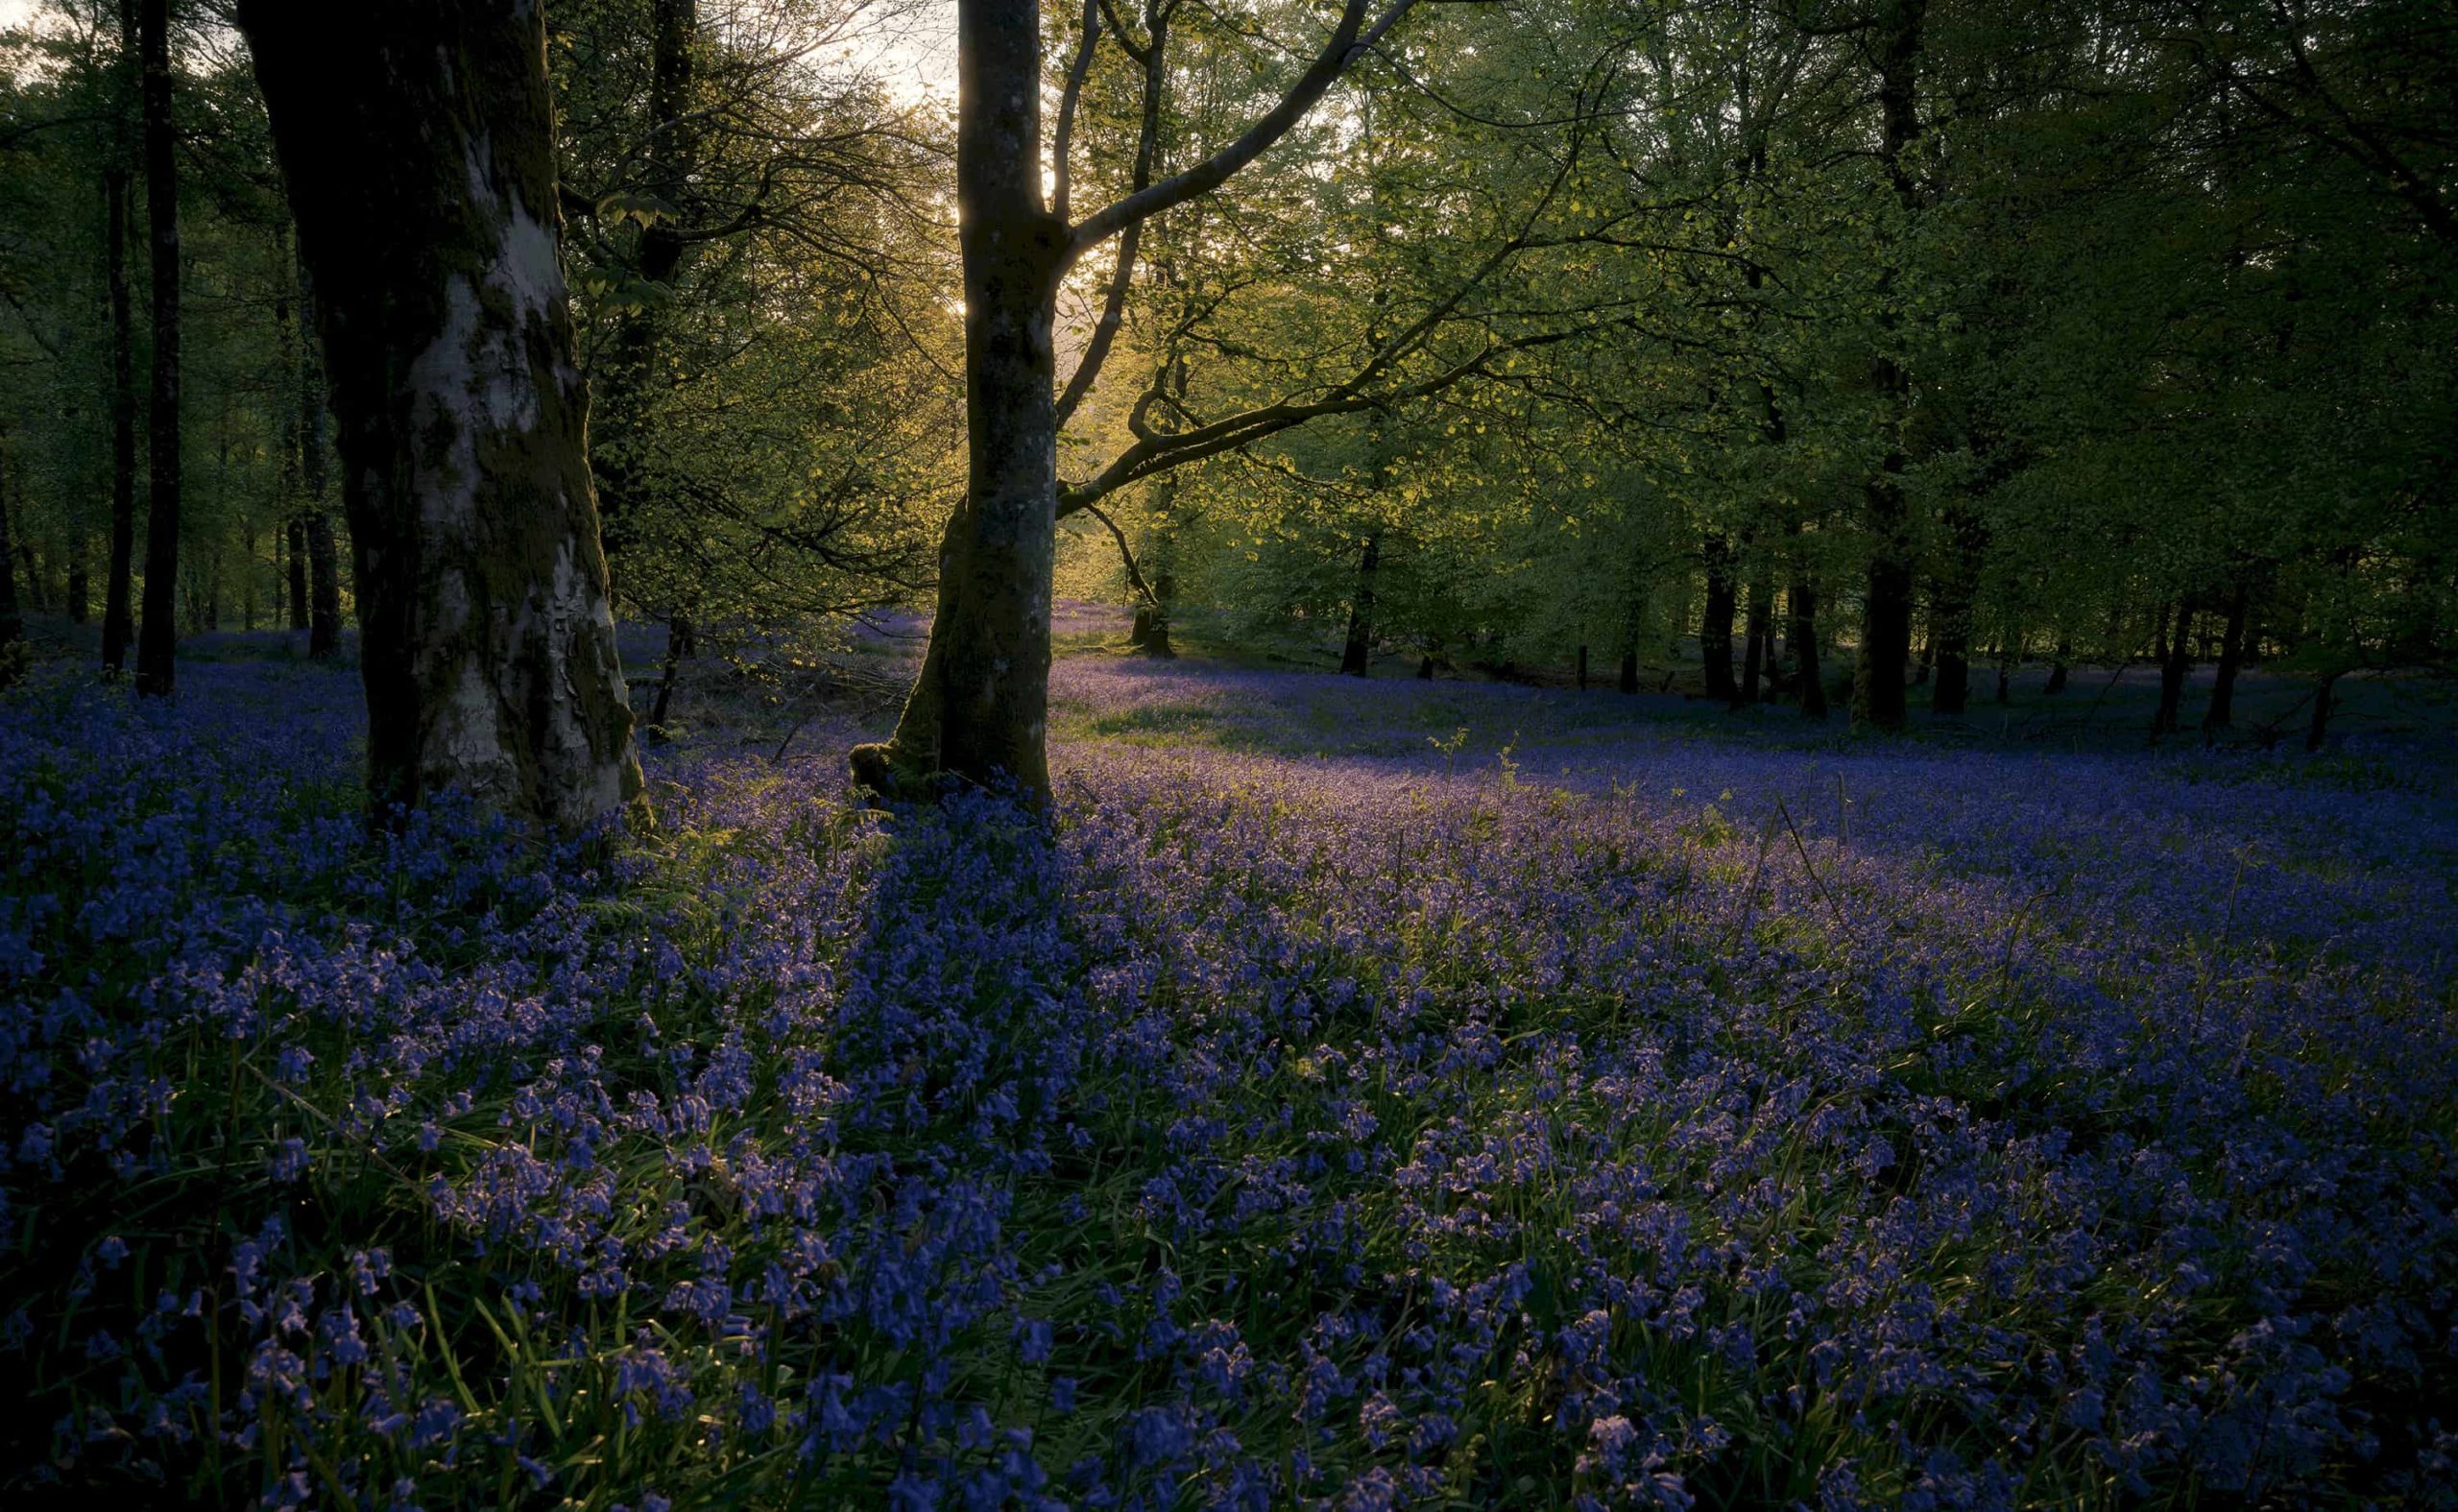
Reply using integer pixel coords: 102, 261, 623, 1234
132, 0, 180, 698
239, 1, 643, 828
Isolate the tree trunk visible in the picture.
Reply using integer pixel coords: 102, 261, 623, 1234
1338, 534, 1379, 676
66, 536, 87, 624
305, 511, 340, 658
1700, 534, 1737, 704
1792, 575, 1827, 720
275, 219, 311, 636
2204, 583, 2248, 732
2304, 669, 2340, 752
853, 0, 1062, 800
239, 1, 644, 828
0, 435, 21, 655
1929, 504, 1982, 714
133, 0, 180, 698
1417, 654, 1434, 680
101, 3, 138, 677
291, 246, 343, 660
2044, 636, 2069, 694
593, 0, 696, 577
1740, 573, 1770, 704
286, 516, 308, 629
1143, 570, 1176, 659
648, 614, 691, 732
1576, 642, 1588, 690
1852, 0, 1925, 732
2153, 597, 2193, 739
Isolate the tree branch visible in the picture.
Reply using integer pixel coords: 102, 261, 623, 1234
1063, 0, 1420, 266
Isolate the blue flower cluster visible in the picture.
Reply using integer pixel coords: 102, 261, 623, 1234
3, 655, 2453, 1508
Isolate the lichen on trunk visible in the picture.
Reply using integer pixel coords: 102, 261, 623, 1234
240, 2, 643, 830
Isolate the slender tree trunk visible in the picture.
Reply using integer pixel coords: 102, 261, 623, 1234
2044, 636, 2069, 694
290, 249, 343, 660
648, 614, 691, 732
1576, 642, 1588, 690
239, 1, 644, 828
1929, 504, 1981, 715
133, 0, 180, 697
66, 535, 87, 624
853, 0, 1062, 798
1338, 534, 1379, 677
1417, 654, 1434, 680
1740, 573, 1770, 704
1852, 0, 1926, 732
1995, 628, 2014, 703
15, 541, 44, 613
1792, 575, 1827, 720
2153, 597, 2193, 739
1700, 534, 1738, 704
2204, 583, 2249, 732
101, 4, 138, 677
1143, 570, 1176, 659
275, 218, 310, 639
286, 517, 308, 629
304, 511, 339, 658
0, 436, 21, 655
2304, 669, 2340, 752
593, 0, 696, 577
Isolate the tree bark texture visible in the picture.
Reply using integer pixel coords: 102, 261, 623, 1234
239, 1, 643, 828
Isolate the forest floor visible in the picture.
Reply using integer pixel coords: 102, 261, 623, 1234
4, 624, 2456, 1508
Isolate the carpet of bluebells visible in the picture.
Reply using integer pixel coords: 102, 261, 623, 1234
3, 649, 2456, 1510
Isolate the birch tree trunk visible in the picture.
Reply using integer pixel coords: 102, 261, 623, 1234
238, 2, 643, 828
